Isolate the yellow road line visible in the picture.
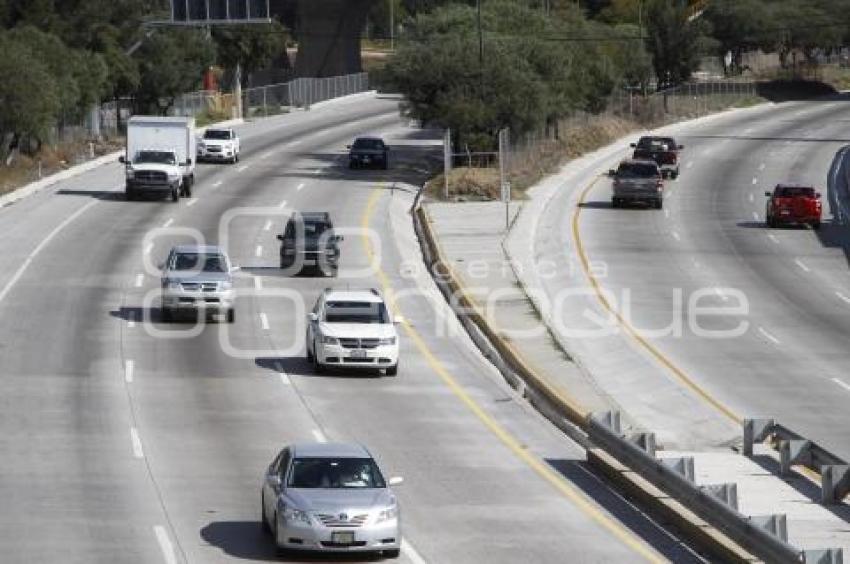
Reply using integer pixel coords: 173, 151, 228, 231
361, 188, 665, 564
572, 177, 741, 425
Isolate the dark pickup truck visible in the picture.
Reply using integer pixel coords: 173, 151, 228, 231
631, 136, 683, 179
610, 159, 664, 209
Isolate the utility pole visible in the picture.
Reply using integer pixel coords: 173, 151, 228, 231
477, 0, 484, 97
389, 0, 394, 51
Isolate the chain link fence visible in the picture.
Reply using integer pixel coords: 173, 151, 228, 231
242, 72, 370, 117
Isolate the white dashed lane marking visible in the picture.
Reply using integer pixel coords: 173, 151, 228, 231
297, 182, 305, 191
255, 245, 263, 258
836, 291, 850, 304
153, 526, 178, 564
278, 199, 288, 209
794, 259, 811, 273
259, 312, 270, 331
832, 378, 850, 393
162, 218, 174, 228
758, 327, 781, 345
125, 360, 134, 383
263, 220, 273, 231
135, 274, 144, 288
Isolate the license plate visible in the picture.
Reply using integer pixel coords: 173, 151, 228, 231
350, 350, 367, 359
332, 531, 355, 544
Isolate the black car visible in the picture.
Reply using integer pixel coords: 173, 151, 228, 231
277, 212, 342, 276
348, 137, 389, 169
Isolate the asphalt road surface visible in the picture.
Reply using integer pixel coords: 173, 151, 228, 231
0, 94, 700, 563
539, 94, 850, 456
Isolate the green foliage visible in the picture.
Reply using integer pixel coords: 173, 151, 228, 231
134, 29, 216, 114
644, 0, 704, 87
212, 22, 290, 83
0, 34, 60, 149
384, 0, 644, 149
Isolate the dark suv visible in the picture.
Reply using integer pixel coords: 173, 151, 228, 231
348, 137, 389, 169
277, 212, 342, 276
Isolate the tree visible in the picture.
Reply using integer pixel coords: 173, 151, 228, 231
212, 23, 290, 85
644, 0, 704, 87
0, 34, 60, 158
703, 0, 773, 74
133, 29, 216, 114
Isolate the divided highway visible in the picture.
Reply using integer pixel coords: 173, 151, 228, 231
0, 95, 697, 562
541, 95, 850, 456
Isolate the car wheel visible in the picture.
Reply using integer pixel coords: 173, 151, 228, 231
261, 494, 271, 533
273, 513, 287, 555
313, 340, 325, 374
386, 363, 398, 376
654, 199, 663, 210
611, 198, 619, 209
126, 190, 135, 201
766, 216, 775, 228
171, 187, 179, 202
384, 548, 401, 559
812, 221, 821, 230
306, 339, 314, 362
161, 307, 172, 323
227, 309, 235, 324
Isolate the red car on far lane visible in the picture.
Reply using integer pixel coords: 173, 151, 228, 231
764, 184, 822, 229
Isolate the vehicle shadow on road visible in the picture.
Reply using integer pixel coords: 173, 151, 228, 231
56, 188, 129, 201
545, 459, 704, 563
748, 454, 850, 523
255, 357, 385, 380
199, 521, 383, 562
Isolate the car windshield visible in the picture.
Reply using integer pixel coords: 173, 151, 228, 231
776, 187, 815, 197
134, 151, 176, 165
288, 457, 386, 489
618, 163, 659, 178
352, 139, 383, 150
637, 137, 674, 151
324, 301, 389, 324
204, 130, 231, 140
171, 253, 227, 273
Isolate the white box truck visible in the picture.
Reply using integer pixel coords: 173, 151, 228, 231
120, 116, 196, 202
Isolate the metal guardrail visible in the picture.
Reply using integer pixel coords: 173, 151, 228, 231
591, 412, 844, 564
745, 418, 850, 505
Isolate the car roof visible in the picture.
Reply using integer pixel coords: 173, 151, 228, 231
292, 442, 372, 459
353, 136, 384, 142
775, 183, 814, 189
171, 244, 225, 254
323, 289, 383, 303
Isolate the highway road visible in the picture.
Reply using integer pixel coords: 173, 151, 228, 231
0, 94, 698, 563
536, 95, 850, 456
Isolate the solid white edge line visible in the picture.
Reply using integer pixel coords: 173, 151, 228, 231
794, 258, 811, 273
833, 378, 850, 392
130, 427, 144, 459
758, 326, 781, 345
125, 360, 134, 383
0, 200, 97, 305
273, 361, 291, 385
259, 312, 270, 331
312, 429, 327, 443
153, 525, 178, 564
401, 539, 428, 564
135, 273, 144, 288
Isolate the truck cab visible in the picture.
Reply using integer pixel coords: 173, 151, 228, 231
631, 136, 683, 179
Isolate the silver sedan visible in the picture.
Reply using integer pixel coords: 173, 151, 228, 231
261, 442, 402, 558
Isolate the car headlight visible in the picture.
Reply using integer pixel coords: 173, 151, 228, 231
322, 335, 339, 345
283, 506, 311, 525
378, 337, 396, 345
220, 281, 232, 291
376, 505, 398, 523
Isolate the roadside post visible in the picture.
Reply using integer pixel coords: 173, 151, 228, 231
443, 128, 452, 200
499, 128, 510, 229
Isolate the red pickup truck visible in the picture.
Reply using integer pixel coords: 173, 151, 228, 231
764, 184, 822, 229
631, 136, 683, 179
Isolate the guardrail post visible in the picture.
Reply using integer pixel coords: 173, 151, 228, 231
821, 465, 850, 504
780, 439, 812, 476
700, 483, 739, 511
750, 514, 789, 543
804, 548, 844, 564
743, 418, 775, 456
660, 456, 695, 483
592, 411, 622, 435
627, 432, 656, 457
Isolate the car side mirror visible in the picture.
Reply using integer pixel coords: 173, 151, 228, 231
307, 312, 318, 322
678, 144, 684, 150
119, 155, 126, 164
764, 191, 772, 197
608, 169, 617, 177
346, 145, 352, 149
393, 315, 405, 325
335, 235, 345, 242
276, 234, 284, 241
388, 476, 404, 486
630, 143, 636, 148
183, 159, 192, 166
268, 474, 282, 485
816, 192, 822, 199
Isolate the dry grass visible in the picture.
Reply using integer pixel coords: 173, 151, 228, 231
0, 138, 124, 196
425, 167, 501, 200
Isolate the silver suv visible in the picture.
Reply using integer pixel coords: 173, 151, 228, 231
160, 245, 236, 322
